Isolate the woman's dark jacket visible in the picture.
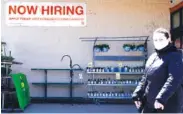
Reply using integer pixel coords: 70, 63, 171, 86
132, 44, 183, 113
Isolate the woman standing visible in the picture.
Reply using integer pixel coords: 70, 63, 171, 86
132, 28, 183, 113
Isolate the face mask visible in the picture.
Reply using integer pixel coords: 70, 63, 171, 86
153, 33, 170, 50
154, 40, 169, 50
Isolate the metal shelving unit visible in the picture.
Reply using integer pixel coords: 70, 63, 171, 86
1, 41, 24, 112
80, 36, 149, 103
1, 62, 23, 112
31, 68, 84, 102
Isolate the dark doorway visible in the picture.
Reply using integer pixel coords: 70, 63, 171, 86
170, 2, 183, 49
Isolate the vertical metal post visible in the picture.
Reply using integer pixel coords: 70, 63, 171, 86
44, 70, 47, 102
70, 69, 73, 104
93, 38, 98, 66
92, 38, 98, 104
2, 92, 5, 109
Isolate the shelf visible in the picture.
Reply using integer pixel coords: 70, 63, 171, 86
1, 61, 23, 65
1, 42, 6, 45
2, 76, 12, 79
80, 36, 149, 42
32, 82, 84, 85
31, 97, 87, 103
1, 89, 16, 93
31, 96, 85, 99
31, 68, 83, 71
1, 108, 23, 113
87, 84, 138, 86
94, 56, 147, 61
88, 96, 132, 99
87, 72, 143, 75
81, 40, 149, 42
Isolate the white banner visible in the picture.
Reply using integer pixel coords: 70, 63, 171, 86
5, 2, 86, 27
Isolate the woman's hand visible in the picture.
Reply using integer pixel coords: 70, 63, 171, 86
154, 100, 164, 110
134, 101, 142, 109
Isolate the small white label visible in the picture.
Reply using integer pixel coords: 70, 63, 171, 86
116, 73, 120, 80
88, 62, 93, 68
118, 62, 123, 68
79, 73, 83, 79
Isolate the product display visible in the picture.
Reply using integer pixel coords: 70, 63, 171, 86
87, 91, 132, 98
86, 66, 145, 73
94, 44, 110, 52
83, 36, 148, 102
123, 44, 145, 52
86, 67, 105, 73
88, 79, 139, 85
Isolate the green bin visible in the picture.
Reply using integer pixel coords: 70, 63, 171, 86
10, 73, 30, 110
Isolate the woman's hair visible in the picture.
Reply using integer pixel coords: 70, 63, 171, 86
153, 28, 171, 39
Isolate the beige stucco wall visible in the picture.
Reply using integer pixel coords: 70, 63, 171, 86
1, 0, 170, 97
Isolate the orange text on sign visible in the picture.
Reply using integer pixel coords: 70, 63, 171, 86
9, 5, 84, 15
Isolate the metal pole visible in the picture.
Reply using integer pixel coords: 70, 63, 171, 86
2, 92, 5, 109
70, 70, 73, 104
44, 70, 47, 102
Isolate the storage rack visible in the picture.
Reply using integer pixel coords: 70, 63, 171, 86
31, 55, 85, 103
80, 36, 149, 103
1, 61, 23, 112
31, 68, 84, 103
1, 41, 24, 112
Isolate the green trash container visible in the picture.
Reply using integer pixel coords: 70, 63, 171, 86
10, 73, 30, 110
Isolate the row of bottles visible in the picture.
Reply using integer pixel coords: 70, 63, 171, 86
86, 67, 105, 72
86, 66, 145, 73
88, 79, 139, 85
87, 91, 133, 98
